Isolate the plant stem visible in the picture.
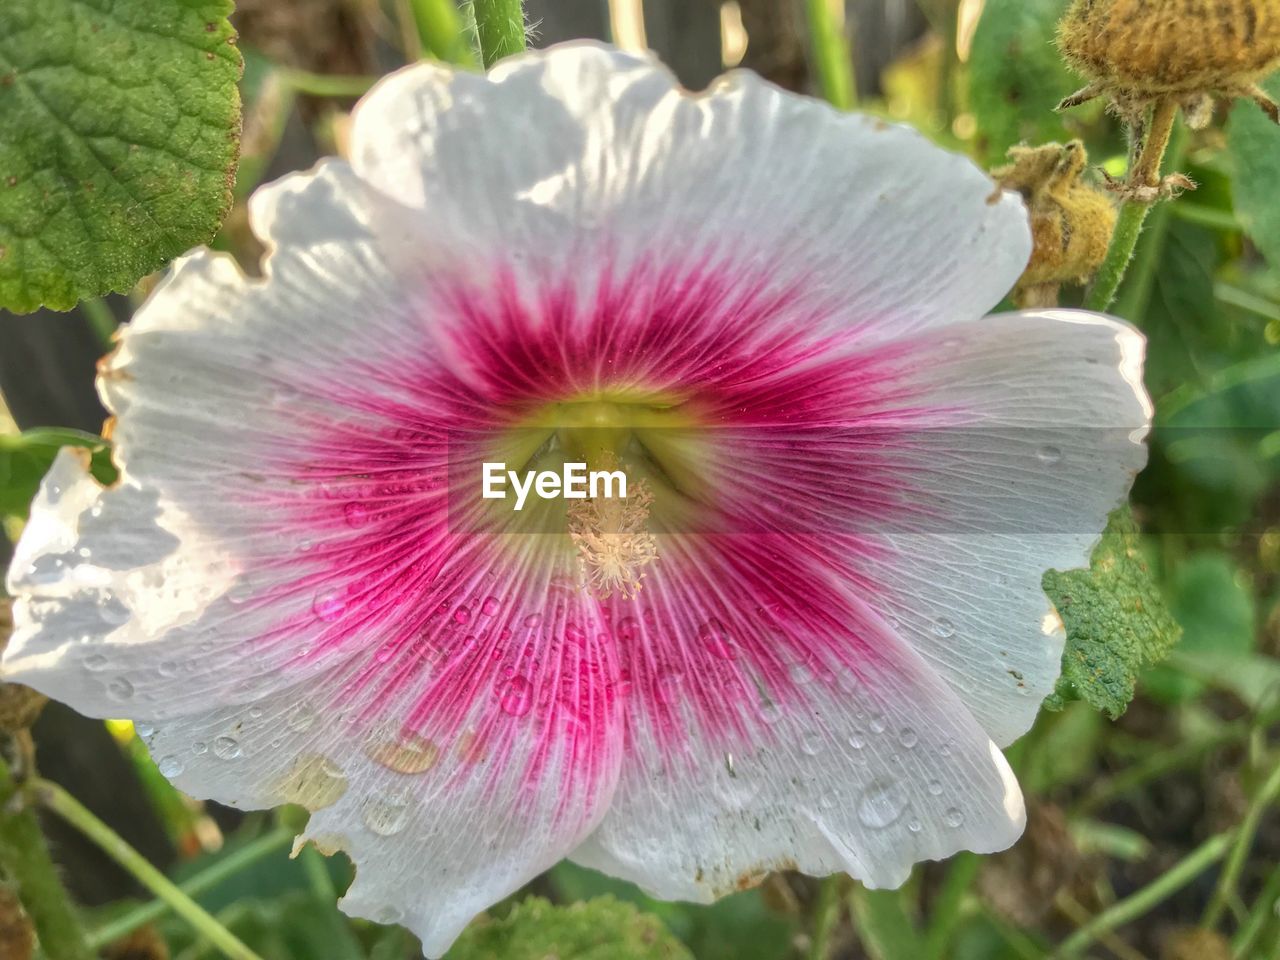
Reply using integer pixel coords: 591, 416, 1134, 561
1084, 98, 1182, 313
923, 853, 981, 960
469, 0, 526, 68
1233, 862, 1280, 958
86, 827, 296, 950
0, 758, 93, 960
409, 0, 478, 67
1203, 759, 1280, 929
276, 69, 379, 98
34, 778, 266, 960
1113, 121, 1188, 321
1053, 831, 1234, 958
808, 874, 842, 960
805, 0, 856, 110
80, 298, 117, 349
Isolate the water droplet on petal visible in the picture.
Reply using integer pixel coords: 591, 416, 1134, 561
376, 906, 403, 926
343, 502, 370, 527
287, 702, 317, 733
800, 729, 823, 756
944, 807, 965, 828
158, 660, 179, 678
932, 618, 956, 639
868, 713, 886, 734
107, 677, 134, 701
758, 702, 784, 725
134, 722, 154, 739
362, 790, 411, 836
192, 741, 208, 755
857, 780, 908, 829
523, 613, 541, 628
499, 675, 533, 717
84, 654, 108, 672
313, 591, 347, 622
899, 728, 918, 749
927, 779, 944, 796
699, 619, 737, 660
847, 732, 866, 750
481, 596, 500, 616
453, 606, 471, 625
1036, 445, 1063, 465
907, 818, 922, 833
158, 755, 184, 778
212, 736, 241, 760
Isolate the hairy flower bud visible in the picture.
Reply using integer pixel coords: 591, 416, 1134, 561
992, 141, 1117, 307
1057, 0, 1280, 124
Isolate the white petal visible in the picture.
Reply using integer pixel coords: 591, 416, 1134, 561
859, 310, 1150, 744
349, 42, 1031, 342
572, 617, 1024, 898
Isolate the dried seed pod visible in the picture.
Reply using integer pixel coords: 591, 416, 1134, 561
992, 141, 1117, 307
0, 886, 34, 960
1057, 0, 1280, 124
0, 600, 47, 733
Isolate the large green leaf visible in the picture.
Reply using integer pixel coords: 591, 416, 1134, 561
0, 428, 116, 519
968, 0, 1078, 165
446, 897, 693, 960
0, 0, 241, 313
1227, 73, 1280, 269
1043, 507, 1182, 718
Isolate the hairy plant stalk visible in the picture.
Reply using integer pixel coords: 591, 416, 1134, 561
0, 756, 93, 960
470, 0, 527, 68
35, 778, 266, 960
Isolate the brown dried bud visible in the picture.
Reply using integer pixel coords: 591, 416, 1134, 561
0, 886, 34, 960
1057, 0, 1280, 124
1161, 927, 1232, 960
103, 925, 171, 960
992, 141, 1117, 307
0, 599, 47, 733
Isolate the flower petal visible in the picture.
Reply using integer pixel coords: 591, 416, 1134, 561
571, 536, 1024, 897
348, 42, 1031, 343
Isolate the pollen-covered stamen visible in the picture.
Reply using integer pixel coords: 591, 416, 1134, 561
567, 478, 658, 599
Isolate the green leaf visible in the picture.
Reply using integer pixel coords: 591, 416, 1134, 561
0, 428, 116, 519
0, 0, 242, 313
967, 0, 1079, 165
445, 897, 694, 960
1227, 73, 1280, 269
849, 886, 926, 960
1042, 506, 1182, 718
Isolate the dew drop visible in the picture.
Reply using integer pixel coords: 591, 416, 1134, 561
192, 741, 208, 755
134, 722, 155, 739
616, 616, 639, 641
523, 613, 542, 628
362, 791, 411, 836
800, 729, 823, 756
374, 642, 397, 664
158, 755, 185, 778
758, 702, 784, 725
84, 654, 109, 672
907, 818, 922, 833
453, 606, 471, 625
788, 660, 814, 684
212, 736, 242, 760
899, 728, 919, 749
932, 618, 956, 639
376, 906, 404, 926
107, 677, 134, 701
699, 619, 737, 660
157, 660, 179, 678
927, 778, 944, 796
499, 675, 533, 717
313, 591, 347, 622
480, 596, 500, 616
287, 702, 317, 733
857, 780, 908, 829
944, 807, 965, 828
1036, 445, 1063, 465
343, 502, 371, 527
868, 713, 886, 734
847, 731, 866, 750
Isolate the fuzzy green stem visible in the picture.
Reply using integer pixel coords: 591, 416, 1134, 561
86, 827, 296, 950
1053, 831, 1234, 958
1203, 759, 1280, 929
1233, 862, 1280, 958
805, 0, 856, 110
808, 874, 842, 960
923, 853, 981, 960
469, 0, 526, 68
409, 0, 478, 67
35, 778, 266, 960
1084, 99, 1182, 314
0, 758, 93, 960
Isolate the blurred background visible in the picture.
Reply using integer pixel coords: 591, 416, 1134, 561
2, 1, 1279, 958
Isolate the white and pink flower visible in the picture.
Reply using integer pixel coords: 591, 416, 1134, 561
3, 43, 1149, 957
